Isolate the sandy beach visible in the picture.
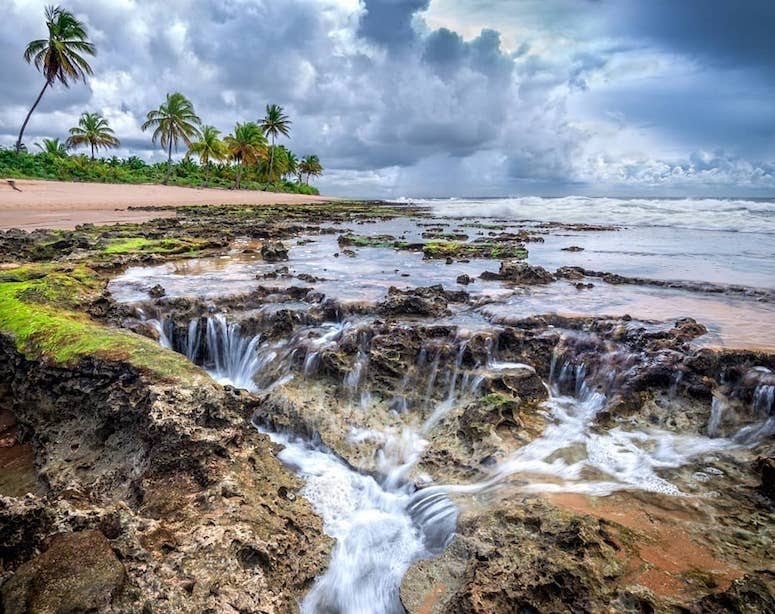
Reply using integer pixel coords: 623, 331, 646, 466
0, 179, 339, 230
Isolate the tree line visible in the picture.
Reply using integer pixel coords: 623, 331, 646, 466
11, 5, 323, 190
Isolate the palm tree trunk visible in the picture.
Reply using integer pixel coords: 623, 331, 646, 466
269, 135, 275, 182
163, 138, 173, 185
90, 142, 95, 160
236, 163, 242, 189
16, 81, 49, 153
205, 163, 210, 188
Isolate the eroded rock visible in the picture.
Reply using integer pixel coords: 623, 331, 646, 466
481, 261, 555, 284
261, 241, 289, 262
1, 530, 126, 613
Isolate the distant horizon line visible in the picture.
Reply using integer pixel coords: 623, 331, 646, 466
378, 194, 775, 201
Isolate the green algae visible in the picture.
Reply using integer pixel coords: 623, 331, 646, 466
337, 234, 414, 250
0, 264, 204, 382
102, 237, 209, 255
422, 240, 528, 260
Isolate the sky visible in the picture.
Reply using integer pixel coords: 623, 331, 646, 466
1, 0, 774, 198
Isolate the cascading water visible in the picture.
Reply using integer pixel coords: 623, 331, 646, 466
431, 344, 775, 500
150, 311, 459, 613
144, 309, 775, 612
733, 368, 775, 444
263, 428, 457, 614
204, 314, 266, 389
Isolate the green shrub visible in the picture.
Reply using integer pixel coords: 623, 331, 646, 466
0, 148, 320, 194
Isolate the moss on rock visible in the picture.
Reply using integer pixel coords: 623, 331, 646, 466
0, 264, 204, 382
422, 240, 528, 260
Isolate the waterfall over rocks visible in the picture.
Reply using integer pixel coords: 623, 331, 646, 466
138, 307, 775, 612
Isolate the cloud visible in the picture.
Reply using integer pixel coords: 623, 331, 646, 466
0, 0, 773, 197
359, 0, 430, 49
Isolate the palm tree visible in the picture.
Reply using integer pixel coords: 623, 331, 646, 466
188, 125, 226, 186
259, 104, 291, 182
142, 92, 201, 184
35, 137, 67, 156
66, 112, 120, 159
223, 122, 267, 189
284, 150, 299, 182
16, 5, 96, 152
299, 154, 323, 184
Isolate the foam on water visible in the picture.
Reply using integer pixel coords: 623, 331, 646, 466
159, 315, 458, 614
264, 431, 422, 614
144, 309, 775, 613
404, 196, 775, 235
436, 355, 771, 499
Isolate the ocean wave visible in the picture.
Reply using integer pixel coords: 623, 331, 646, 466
394, 196, 775, 234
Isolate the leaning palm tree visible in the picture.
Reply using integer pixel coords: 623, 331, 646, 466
142, 92, 201, 184
188, 125, 226, 186
35, 137, 68, 156
16, 5, 96, 152
259, 104, 291, 181
223, 122, 267, 189
66, 112, 120, 159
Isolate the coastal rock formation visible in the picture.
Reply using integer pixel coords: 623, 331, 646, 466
1, 202, 774, 613
260, 240, 289, 262
0, 334, 330, 612
376, 286, 460, 318
481, 260, 555, 284
1, 530, 126, 613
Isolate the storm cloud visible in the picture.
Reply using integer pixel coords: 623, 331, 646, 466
1, 0, 773, 197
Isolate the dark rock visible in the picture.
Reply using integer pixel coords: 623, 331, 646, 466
298, 273, 325, 283
753, 457, 775, 499
456, 274, 473, 286
555, 266, 586, 281
481, 261, 555, 284
148, 284, 166, 299
377, 287, 448, 318
562, 245, 584, 252
1, 530, 126, 612
0, 496, 51, 569
689, 574, 775, 613
261, 241, 289, 262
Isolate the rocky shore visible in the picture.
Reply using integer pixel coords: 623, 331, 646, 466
0, 202, 773, 612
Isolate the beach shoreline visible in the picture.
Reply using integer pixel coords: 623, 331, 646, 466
0, 178, 340, 230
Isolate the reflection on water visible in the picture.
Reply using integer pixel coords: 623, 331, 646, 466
109, 214, 775, 351
479, 282, 775, 351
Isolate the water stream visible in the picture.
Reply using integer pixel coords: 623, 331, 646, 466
111, 202, 775, 612
139, 308, 774, 612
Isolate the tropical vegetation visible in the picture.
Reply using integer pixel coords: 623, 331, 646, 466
16, 5, 95, 153
10, 5, 324, 194
142, 92, 202, 184
188, 125, 226, 186
260, 104, 292, 182
35, 138, 67, 157
0, 148, 320, 194
223, 122, 267, 189
66, 112, 120, 159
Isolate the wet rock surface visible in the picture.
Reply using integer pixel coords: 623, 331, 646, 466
1, 202, 774, 613
1, 530, 126, 613
481, 260, 556, 284
0, 335, 330, 612
261, 240, 289, 262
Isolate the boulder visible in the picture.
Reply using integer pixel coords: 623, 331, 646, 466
481, 261, 555, 284
261, 241, 289, 262
1, 530, 126, 613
